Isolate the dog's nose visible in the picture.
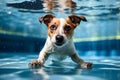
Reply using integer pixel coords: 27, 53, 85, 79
56, 35, 64, 43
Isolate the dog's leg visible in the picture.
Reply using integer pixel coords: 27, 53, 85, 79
70, 53, 92, 68
29, 51, 50, 68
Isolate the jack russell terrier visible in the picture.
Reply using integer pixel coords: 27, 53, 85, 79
29, 14, 92, 68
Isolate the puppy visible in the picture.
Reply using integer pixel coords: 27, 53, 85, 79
29, 14, 92, 68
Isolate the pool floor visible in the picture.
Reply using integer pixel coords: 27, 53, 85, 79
0, 53, 120, 80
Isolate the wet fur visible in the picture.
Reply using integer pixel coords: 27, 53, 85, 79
29, 14, 92, 69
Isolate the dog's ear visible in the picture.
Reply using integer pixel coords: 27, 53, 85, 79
39, 14, 55, 26
68, 15, 87, 27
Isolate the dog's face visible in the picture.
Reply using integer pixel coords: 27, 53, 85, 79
39, 14, 87, 47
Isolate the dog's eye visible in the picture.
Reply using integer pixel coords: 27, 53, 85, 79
50, 25, 57, 30
64, 25, 71, 31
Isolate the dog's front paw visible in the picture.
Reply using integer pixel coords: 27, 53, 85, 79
81, 62, 93, 69
29, 60, 42, 68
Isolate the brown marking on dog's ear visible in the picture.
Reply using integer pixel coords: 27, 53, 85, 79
79, 16, 87, 22
68, 15, 87, 27
39, 14, 55, 26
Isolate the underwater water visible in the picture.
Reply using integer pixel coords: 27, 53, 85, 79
0, 0, 120, 40
0, 0, 120, 80
0, 53, 120, 80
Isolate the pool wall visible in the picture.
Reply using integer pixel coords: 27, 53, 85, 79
0, 34, 120, 56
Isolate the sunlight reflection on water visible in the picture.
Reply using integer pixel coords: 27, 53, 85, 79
0, 53, 120, 80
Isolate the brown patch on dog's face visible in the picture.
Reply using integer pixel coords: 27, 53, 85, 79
39, 14, 87, 46
47, 18, 75, 46
63, 23, 74, 39
47, 18, 60, 39
47, 18, 75, 40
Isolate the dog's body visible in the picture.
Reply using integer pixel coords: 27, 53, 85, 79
29, 14, 92, 68
39, 36, 77, 61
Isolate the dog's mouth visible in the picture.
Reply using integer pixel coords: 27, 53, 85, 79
55, 42, 64, 46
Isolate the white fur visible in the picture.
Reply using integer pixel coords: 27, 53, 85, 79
38, 18, 76, 60
38, 36, 76, 61
37, 18, 84, 65
59, 18, 65, 35
30, 16, 92, 68
51, 18, 67, 47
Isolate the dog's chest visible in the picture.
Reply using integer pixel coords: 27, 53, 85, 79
50, 53, 67, 61
44, 38, 76, 60
50, 45, 72, 61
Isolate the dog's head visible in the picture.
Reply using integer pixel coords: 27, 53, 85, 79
39, 14, 87, 47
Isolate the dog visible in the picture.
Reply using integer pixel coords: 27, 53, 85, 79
29, 14, 92, 68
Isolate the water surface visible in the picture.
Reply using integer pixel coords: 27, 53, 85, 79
0, 53, 120, 80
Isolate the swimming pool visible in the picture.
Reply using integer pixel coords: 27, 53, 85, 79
0, 0, 120, 80
0, 53, 120, 80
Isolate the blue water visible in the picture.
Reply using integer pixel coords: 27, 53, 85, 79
0, 0, 120, 80
0, 0, 119, 39
0, 53, 120, 80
